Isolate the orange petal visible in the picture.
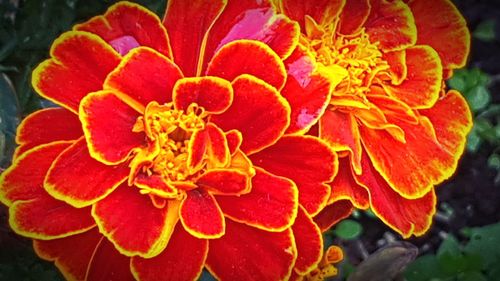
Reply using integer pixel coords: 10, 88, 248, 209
163, 0, 226, 76
134, 173, 178, 198
338, 0, 371, 35
328, 157, 370, 209
34, 228, 102, 281
173, 76, 233, 114
211, 74, 290, 154
92, 185, 179, 258
355, 152, 436, 237
381, 50, 407, 85
206, 40, 287, 90
80, 90, 144, 165
292, 206, 323, 275
206, 220, 296, 281
104, 47, 183, 110
314, 200, 354, 232
320, 110, 362, 175
85, 236, 135, 281
408, 0, 470, 69
366, 93, 419, 124
44, 138, 129, 208
250, 135, 337, 216
180, 189, 225, 239
74, 1, 172, 57
216, 167, 298, 232
278, 0, 345, 28
14, 108, 82, 158
131, 224, 208, 281
32, 31, 121, 113
383, 45, 442, 109
197, 169, 250, 195
364, 0, 416, 51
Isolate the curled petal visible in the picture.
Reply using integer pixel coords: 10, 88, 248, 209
32, 31, 120, 113
173, 76, 233, 114
292, 206, 323, 275
314, 200, 353, 232
180, 189, 225, 239
206, 220, 296, 281
366, 93, 418, 124
328, 157, 370, 209
381, 50, 407, 85
216, 167, 298, 232
338, 0, 371, 35
74, 1, 172, 57
225, 129, 242, 155
197, 169, 250, 195
131, 224, 208, 281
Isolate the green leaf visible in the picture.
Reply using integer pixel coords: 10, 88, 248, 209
448, 74, 466, 92
458, 271, 488, 281
333, 219, 362, 240
474, 19, 496, 42
464, 223, 500, 269
466, 129, 482, 153
488, 154, 500, 170
437, 235, 461, 257
405, 255, 444, 281
465, 85, 491, 112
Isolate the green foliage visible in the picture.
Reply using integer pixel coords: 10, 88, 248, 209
473, 19, 497, 42
333, 219, 363, 240
405, 222, 500, 281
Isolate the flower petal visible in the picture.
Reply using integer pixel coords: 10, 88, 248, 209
278, 0, 345, 28
206, 40, 287, 90
206, 220, 296, 281
197, 169, 250, 195
211, 74, 290, 154
408, 0, 470, 69
328, 157, 370, 209
131, 224, 208, 281
85, 237, 135, 281
366, 93, 418, 124
44, 138, 129, 208
364, 0, 416, 51
74, 2, 171, 57
180, 189, 225, 239
292, 206, 323, 275
313, 200, 353, 232
355, 152, 436, 237
163, 0, 226, 76
104, 47, 183, 110
80, 90, 144, 165
216, 167, 298, 231
173, 76, 233, 114
225, 129, 242, 155
14, 108, 82, 158
206, 123, 231, 167
383, 45, 442, 109
338, 0, 371, 35
92, 185, 179, 258
32, 31, 121, 113
250, 135, 337, 215
381, 50, 407, 85
187, 128, 209, 173
34, 228, 102, 281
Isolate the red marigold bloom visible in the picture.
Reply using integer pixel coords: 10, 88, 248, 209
0, 1, 341, 280
272, 0, 472, 237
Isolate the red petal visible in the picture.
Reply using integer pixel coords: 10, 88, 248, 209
225, 129, 242, 155
34, 228, 102, 281
131, 224, 208, 281
278, 0, 345, 28
44, 138, 129, 207
14, 108, 82, 158
180, 189, 225, 239
173, 76, 233, 114
338, 0, 371, 35
328, 157, 370, 209
355, 152, 436, 237
206, 123, 231, 167
292, 206, 323, 275
382, 50, 407, 85
74, 1, 172, 57
197, 169, 250, 195
314, 200, 354, 232
92, 185, 179, 257
207, 40, 287, 90
187, 128, 208, 172
85, 237, 135, 281
216, 167, 298, 231
104, 47, 183, 110
408, 0, 470, 69
134, 173, 178, 198
211, 74, 290, 154
383, 45, 442, 109
206, 220, 296, 281
364, 0, 416, 51
366, 93, 418, 124
250, 135, 337, 215
1, 142, 70, 206
163, 0, 226, 76
80, 90, 144, 165
32, 31, 120, 113
320, 110, 362, 174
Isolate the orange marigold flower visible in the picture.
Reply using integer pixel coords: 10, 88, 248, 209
0, 1, 341, 280
290, 245, 344, 281
272, 0, 473, 237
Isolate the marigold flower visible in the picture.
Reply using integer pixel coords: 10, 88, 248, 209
272, 0, 473, 237
0, 1, 341, 280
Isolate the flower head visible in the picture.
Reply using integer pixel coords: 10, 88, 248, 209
0, 1, 340, 280
272, 0, 472, 237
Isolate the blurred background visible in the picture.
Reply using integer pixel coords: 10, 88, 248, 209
0, 0, 499, 280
